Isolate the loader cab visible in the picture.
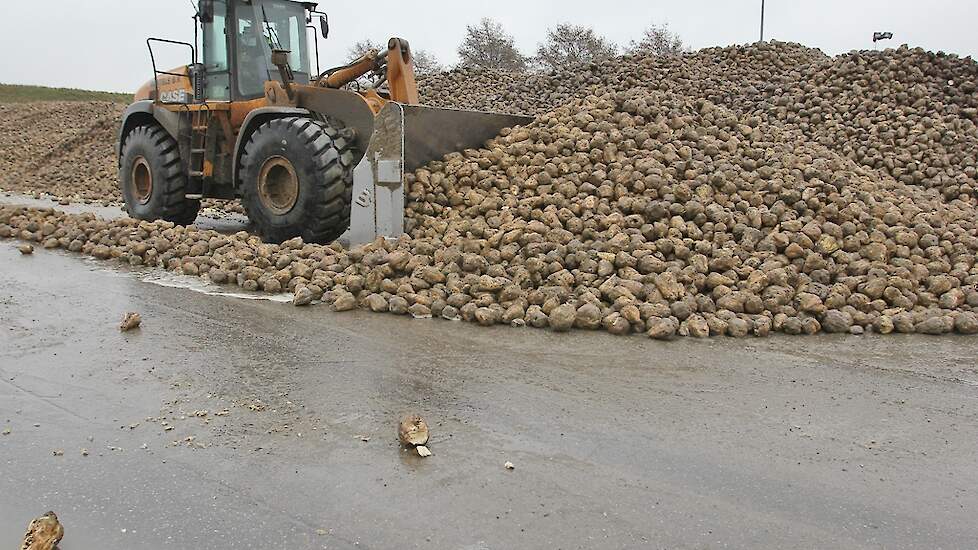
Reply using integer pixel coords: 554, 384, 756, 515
200, 0, 313, 101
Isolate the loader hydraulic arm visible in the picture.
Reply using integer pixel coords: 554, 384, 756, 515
319, 38, 418, 104
385, 38, 419, 105
323, 51, 383, 89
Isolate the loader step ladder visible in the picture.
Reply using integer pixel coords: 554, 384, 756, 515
186, 105, 211, 200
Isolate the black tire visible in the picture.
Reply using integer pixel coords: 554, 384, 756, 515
119, 124, 200, 225
239, 117, 355, 244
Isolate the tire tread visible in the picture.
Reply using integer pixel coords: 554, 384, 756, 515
240, 117, 356, 244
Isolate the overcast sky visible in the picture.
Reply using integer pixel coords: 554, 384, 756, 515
1, 0, 976, 93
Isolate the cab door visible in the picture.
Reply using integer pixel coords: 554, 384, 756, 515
202, 0, 231, 101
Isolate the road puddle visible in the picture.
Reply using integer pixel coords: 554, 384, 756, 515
142, 270, 294, 303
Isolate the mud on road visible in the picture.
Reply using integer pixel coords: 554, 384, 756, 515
2, 238, 977, 549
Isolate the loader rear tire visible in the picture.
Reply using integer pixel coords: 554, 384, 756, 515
119, 124, 200, 226
240, 117, 355, 244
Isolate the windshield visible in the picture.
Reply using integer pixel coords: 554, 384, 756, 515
235, 0, 310, 98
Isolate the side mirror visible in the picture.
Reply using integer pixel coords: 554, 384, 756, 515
199, 0, 214, 23
320, 15, 329, 39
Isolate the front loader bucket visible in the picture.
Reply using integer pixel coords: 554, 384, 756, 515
340, 103, 533, 246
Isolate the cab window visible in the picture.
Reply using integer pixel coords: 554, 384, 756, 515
235, 0, 310, 99
202, 0, 230, 100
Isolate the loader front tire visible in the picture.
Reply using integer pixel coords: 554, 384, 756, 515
240, 117, 355, 244
119, 124, 200, 226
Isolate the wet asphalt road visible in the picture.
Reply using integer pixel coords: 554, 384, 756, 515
1, 239, 978, 549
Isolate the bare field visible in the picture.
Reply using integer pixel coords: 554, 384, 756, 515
0, 83, 131, 104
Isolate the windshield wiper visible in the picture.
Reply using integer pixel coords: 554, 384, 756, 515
260, 5, 283, 50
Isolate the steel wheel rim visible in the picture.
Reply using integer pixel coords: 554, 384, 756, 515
131, 157, 153, 205
258, 156, 299, 215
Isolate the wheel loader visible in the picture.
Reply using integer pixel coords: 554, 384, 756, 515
118, 0, 530, 245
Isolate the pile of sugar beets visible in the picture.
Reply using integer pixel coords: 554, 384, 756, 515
0, 101, 123, 203
4, 41, 978, 338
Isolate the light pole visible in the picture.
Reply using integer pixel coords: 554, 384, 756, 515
760, 0, 766, 42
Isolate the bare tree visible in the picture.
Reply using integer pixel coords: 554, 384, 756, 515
534, 23, 617, 71
347, 39, 384, 62
412, 50, 444, 76
346, 39, 443, 76
457, 18, 528, 71
628, 23, 688, 56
